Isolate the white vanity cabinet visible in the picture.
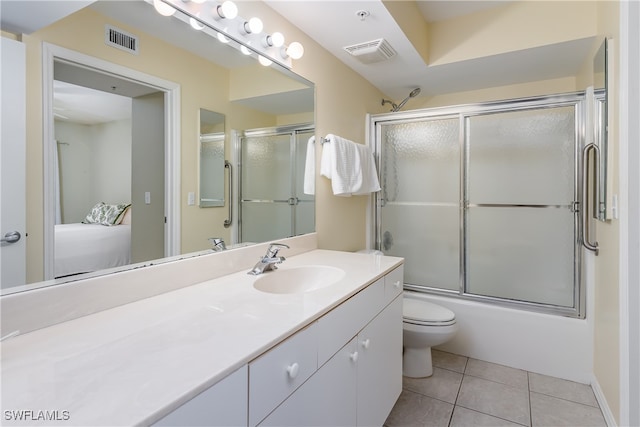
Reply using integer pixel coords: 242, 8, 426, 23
153, 365, 248, 427
152, 264, 404, 427
258, 265, 404, 427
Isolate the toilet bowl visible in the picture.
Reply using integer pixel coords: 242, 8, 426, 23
403, 293, 458, 378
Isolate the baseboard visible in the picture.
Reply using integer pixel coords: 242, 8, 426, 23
591, 375, 618, 427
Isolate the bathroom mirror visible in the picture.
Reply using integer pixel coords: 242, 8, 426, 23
199, 109, 226, 208
593, 38, 609, 221
1, 0, 315, 294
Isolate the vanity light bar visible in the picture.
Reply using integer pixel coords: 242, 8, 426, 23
148, 0, 303, 69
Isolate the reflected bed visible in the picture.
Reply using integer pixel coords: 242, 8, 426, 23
54, 223, 131, 278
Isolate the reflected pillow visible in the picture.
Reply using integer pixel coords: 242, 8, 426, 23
118, 205, 132, 225
82, 202, 132, 226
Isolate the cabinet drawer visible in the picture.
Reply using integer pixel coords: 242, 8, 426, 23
317, 278, 385, 367
384, 265, 404, 304
249, 323, 318, 426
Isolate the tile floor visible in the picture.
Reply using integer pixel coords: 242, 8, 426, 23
385, 350, 607, 427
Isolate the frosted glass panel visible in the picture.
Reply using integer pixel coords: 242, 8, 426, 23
295, 201, 315, 235
466, 207, 575, 307
381, 204, 459, 291
241, 202, 291, 243
381, 119, 459, 203
199, 134, 225, 207
468, 107, 575, 205
242, 134, 291, 200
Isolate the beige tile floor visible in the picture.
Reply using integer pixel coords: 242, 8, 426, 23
385, 350, 607, 427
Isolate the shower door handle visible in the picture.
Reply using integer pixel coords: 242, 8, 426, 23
224, 160, 232, 228
581, 143, 599, 255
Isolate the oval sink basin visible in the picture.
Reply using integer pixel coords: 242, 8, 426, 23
253, 265, 346, 294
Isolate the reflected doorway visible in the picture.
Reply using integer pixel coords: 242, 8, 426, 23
42, 43, 180, 282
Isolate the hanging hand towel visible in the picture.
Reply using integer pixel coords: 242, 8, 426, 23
303, 135, 315, 195
320, 134, 362, 196
352, 143, 381, 195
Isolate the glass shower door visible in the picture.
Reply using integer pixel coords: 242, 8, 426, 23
372, 93, 584, 316
239, 125, 315, 243
240, 133, 292, 243
377, 117, 460, 291
465, 106, 578, 307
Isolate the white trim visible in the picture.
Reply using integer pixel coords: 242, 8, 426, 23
164, 88, 181, 258
42, 43, 181, 280
365, 113, 374, 250
618, 1, 640, 426
592, 374, 618, 427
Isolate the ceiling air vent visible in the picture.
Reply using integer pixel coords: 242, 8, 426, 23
105, 25, 139, 55
343, 38, 396, 64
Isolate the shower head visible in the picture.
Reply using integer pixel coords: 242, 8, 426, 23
381, 98, 398, 110
382, 88, 421, 112
394, 88, 421, 112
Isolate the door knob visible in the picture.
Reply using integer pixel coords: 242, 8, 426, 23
1, 231, 21, 244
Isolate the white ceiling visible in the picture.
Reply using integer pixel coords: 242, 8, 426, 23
0, 0, 93, 34
264, 1, 596, 104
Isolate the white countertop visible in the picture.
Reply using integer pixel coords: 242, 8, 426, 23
0, 249, 403, 426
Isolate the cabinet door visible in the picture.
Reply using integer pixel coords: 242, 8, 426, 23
260, 337, 358, 427
357, 295, 403, 427
153, 365, 248, 426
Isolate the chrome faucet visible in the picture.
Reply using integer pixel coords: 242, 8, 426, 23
208, 237, 227, 252
248, 243, 289, 275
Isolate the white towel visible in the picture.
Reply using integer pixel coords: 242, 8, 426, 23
320, 134, 380, 196
353, 143, 381, 195
303, 136, 315, 195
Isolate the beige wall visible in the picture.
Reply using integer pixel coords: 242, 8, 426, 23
593, 1, 621, 423
428, 1, 598, 66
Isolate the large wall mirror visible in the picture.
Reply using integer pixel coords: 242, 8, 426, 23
592, 38, 609, 221
1, 0, 315, 294
199, 109, 226, 208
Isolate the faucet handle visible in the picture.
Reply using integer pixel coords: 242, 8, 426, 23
266, 242, 289, 258
208, 237, 226, 251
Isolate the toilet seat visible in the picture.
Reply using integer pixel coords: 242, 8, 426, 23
403, 299, 456, 327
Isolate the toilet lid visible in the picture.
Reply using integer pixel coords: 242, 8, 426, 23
403, 299, 456, 325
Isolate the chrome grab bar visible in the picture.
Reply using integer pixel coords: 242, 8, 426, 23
581, 143, 600, 255
224, 160, 232, 228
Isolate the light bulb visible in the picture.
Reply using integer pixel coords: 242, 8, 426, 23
258, 55, 273, 66
217, 32, 229, 43
285, 42, 304, 60
153, 0, 176, 16
243, 17, 263, 34
189, 16, 205, 30
191, 0, 206, 3
240, 45, 252, 56
216, 1, 237, 19
263, 32, 284, 48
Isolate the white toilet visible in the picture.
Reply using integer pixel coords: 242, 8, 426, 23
402, 293, 458, 378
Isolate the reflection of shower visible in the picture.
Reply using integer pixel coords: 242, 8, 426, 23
382, 88, 421, 112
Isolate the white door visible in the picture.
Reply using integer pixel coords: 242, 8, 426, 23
0, 37, 26, 289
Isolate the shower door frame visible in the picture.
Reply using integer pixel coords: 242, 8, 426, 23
369, 92, 588, 318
